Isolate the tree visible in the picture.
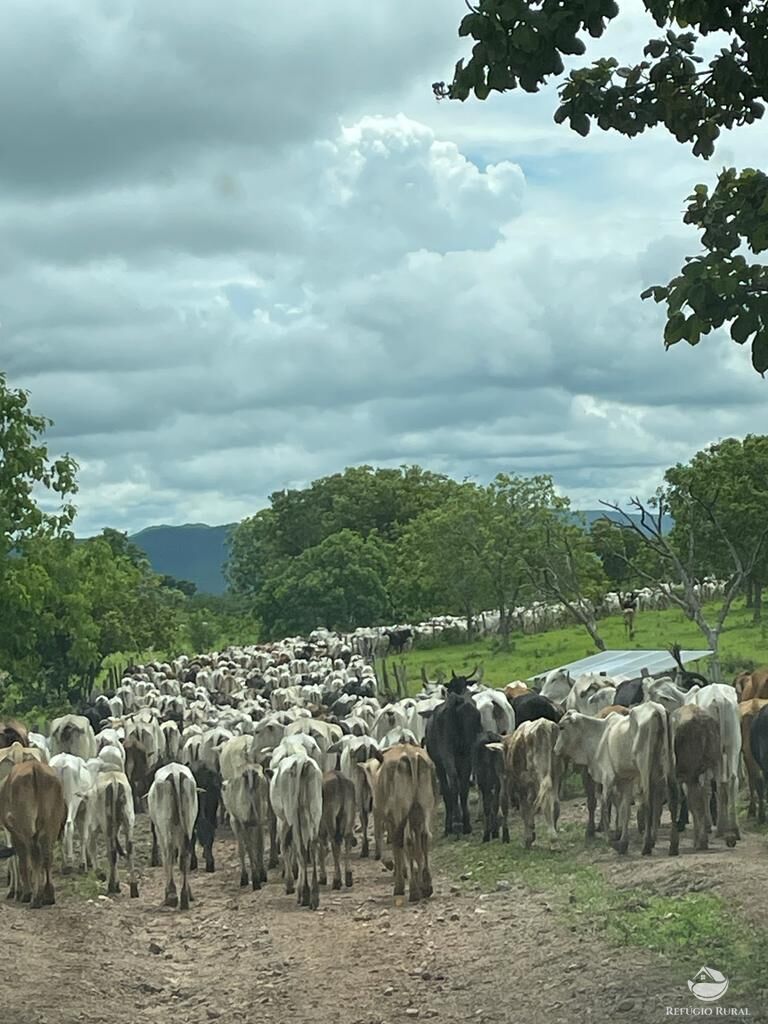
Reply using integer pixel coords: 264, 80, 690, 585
525, 515, 609, 649
227, 465, 463, 622
434, 3, 768, 373
255, 530, 392, 637
393, 486, 495, 631
664, 435, 768, 623
601, 485, 768, 678
0, 373, 78, 557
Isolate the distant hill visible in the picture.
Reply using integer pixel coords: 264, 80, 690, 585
576, 509, 674, 534
123, 508, 673, 596
129, 523, 235, 595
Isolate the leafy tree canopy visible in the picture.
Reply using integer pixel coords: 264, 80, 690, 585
434, 1, 768, 373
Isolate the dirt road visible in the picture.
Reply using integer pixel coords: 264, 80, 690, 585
5, 810, 757, 1024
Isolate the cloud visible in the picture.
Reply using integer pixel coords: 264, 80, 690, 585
1, 1, 766, 537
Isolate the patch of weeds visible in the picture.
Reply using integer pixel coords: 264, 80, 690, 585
434, 827, 768, 1001
57, 870, 102, 900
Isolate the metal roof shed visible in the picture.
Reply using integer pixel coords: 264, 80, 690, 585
528, 648, 713, 684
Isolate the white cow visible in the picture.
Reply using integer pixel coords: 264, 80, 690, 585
269, 748, 323, 909
49, 753, 94, 872
684, 684, 741, 845
84, 769, 139, 898
222, 764, 269, 890
49, 715, 97, 760
473, 689, 515, 735
148, 763, 199, 910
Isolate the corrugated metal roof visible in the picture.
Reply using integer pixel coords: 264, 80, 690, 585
528, 649, 713, 684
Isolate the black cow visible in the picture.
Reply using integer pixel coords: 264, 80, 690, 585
424, 681, 482, 837
190, 764, 221, 873
384, 628, 413, 655
613, 678, 644, 708
512, 692, 563, 727
750, 706, 768, 820
473, 731, 502, 843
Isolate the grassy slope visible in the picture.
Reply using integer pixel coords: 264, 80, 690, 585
398, 599, 767, 688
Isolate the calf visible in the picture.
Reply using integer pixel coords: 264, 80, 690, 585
0, 760, 66, 906
740, 698, 768, 822
750, 705, 768, 828
372, 744, 436, 903
148, 763, 199, 910
84, 770, 139, 897
269, 748, 323, 909
222, 764, 269, 890
190, 764, 221, 874
668, 705, 720, 856
473, 731, 502, 843
493, 720, 560, 849
319, 770, 355, 890
339, 736, 380, 858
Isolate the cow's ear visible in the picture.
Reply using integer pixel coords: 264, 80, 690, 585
416, 708, 434, 719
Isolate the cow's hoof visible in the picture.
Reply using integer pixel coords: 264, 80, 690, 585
30, 897, 43, 910
240, 871, 249, 887
408, 889, 421, 903
611, 839, 629, 855
43, 885, 55, 905
726, 835, 737, 848
205, 862, 215, 874
422, 883, 433, 899
331, 878, 341, 890
344, 872, 353, 888
179, 891, 190, 911
482, 833, 490, 843
360, 848, 369, 859
130, 882, 139, 898
21, 893, 31, 904
260, 869, 268, 883
164, 893, 178, 908
501, 827, 510, 844
668, 845, 679, 857
61, 865, 73, 876
251, 879, 261, 891
641, 843, 653, 856
96, 870, 106, 882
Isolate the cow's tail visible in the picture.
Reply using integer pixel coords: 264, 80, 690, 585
532, 725, 559, 836
244, 766, 262, 825
715, 698, 730, 782
170, 770, 193, 855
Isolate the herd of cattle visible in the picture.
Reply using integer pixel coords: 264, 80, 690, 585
344, 579, 727, 653
0, 630, 765, 914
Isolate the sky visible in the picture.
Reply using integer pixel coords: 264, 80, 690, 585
2, 0, 765, 536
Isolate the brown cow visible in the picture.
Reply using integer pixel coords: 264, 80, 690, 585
492, 719, 560, 849
735, 669, 768, 702
0, 760, 66, 907
0, 719, 29, 749
0, 744, 44, 897
739, 698, 768, 822
597, 705, 631, 719
668, 705, 720, 856
369, 744, 437, 903
319, 771, 355, 890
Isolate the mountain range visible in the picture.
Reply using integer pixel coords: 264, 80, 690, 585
126, 509, 672, 595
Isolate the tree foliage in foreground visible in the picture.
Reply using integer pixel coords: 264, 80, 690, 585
434, 2, 768, 373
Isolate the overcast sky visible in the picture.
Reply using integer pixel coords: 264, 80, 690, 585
2, 1, 765, 536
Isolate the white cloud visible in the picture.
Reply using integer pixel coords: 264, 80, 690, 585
1, 0, 765, 537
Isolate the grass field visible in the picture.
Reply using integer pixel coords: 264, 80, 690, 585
396, 599, 768, 689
